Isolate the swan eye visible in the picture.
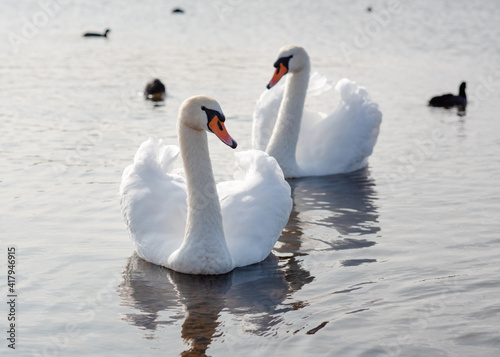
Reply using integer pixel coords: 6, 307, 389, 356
273, 55, 293, 69
201, 106, 226, 132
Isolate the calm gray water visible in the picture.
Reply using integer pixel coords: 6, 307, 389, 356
1, 0, 499, 356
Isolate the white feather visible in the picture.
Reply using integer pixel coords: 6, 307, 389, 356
252, 45, 382, 178
120, 135, 291, 274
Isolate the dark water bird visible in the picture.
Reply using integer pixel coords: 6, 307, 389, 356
83, 29, 111, 38
428, 82, 467, 109
144, 79, 166, 102
172, 8, 185, 14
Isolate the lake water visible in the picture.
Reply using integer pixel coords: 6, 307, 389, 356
1, 0, 500, 356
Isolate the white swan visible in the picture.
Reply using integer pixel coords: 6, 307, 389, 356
252, 45, 382, 178
120, 95, 292, 275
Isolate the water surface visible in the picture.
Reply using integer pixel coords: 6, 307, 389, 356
1, 1, 499, 356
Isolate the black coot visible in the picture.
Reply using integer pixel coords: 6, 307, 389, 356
429, 82, 467, 109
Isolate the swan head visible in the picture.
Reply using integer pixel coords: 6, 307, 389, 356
267, 45, 310, 89
178, 95, 237, 149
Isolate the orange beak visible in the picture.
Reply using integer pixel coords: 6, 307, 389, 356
208, 116, 237, 149
267, 62, 288, 89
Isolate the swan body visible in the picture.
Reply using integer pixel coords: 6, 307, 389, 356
428, 82, 467, 108
120, 96, 292, 275
252, 45, 382, 178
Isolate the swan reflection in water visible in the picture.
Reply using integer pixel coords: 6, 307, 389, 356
119, 252, 294, 355
278, 168, 380, 269
118, 168, 379, 353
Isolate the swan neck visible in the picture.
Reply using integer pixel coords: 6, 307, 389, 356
178, 124, 225, 240
266, 65, 310, 177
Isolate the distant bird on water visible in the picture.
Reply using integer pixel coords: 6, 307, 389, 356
428, 82, 467, 109
144, 79, 166, 102
83, 29, 111, 38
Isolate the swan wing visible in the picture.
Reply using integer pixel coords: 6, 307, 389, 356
120, 138, 187, 267
252, 82, 284, 151
252, 71, 331, 151
306, 71, 333, 96
217, 150, 292, 268
297, 78, 382, 176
